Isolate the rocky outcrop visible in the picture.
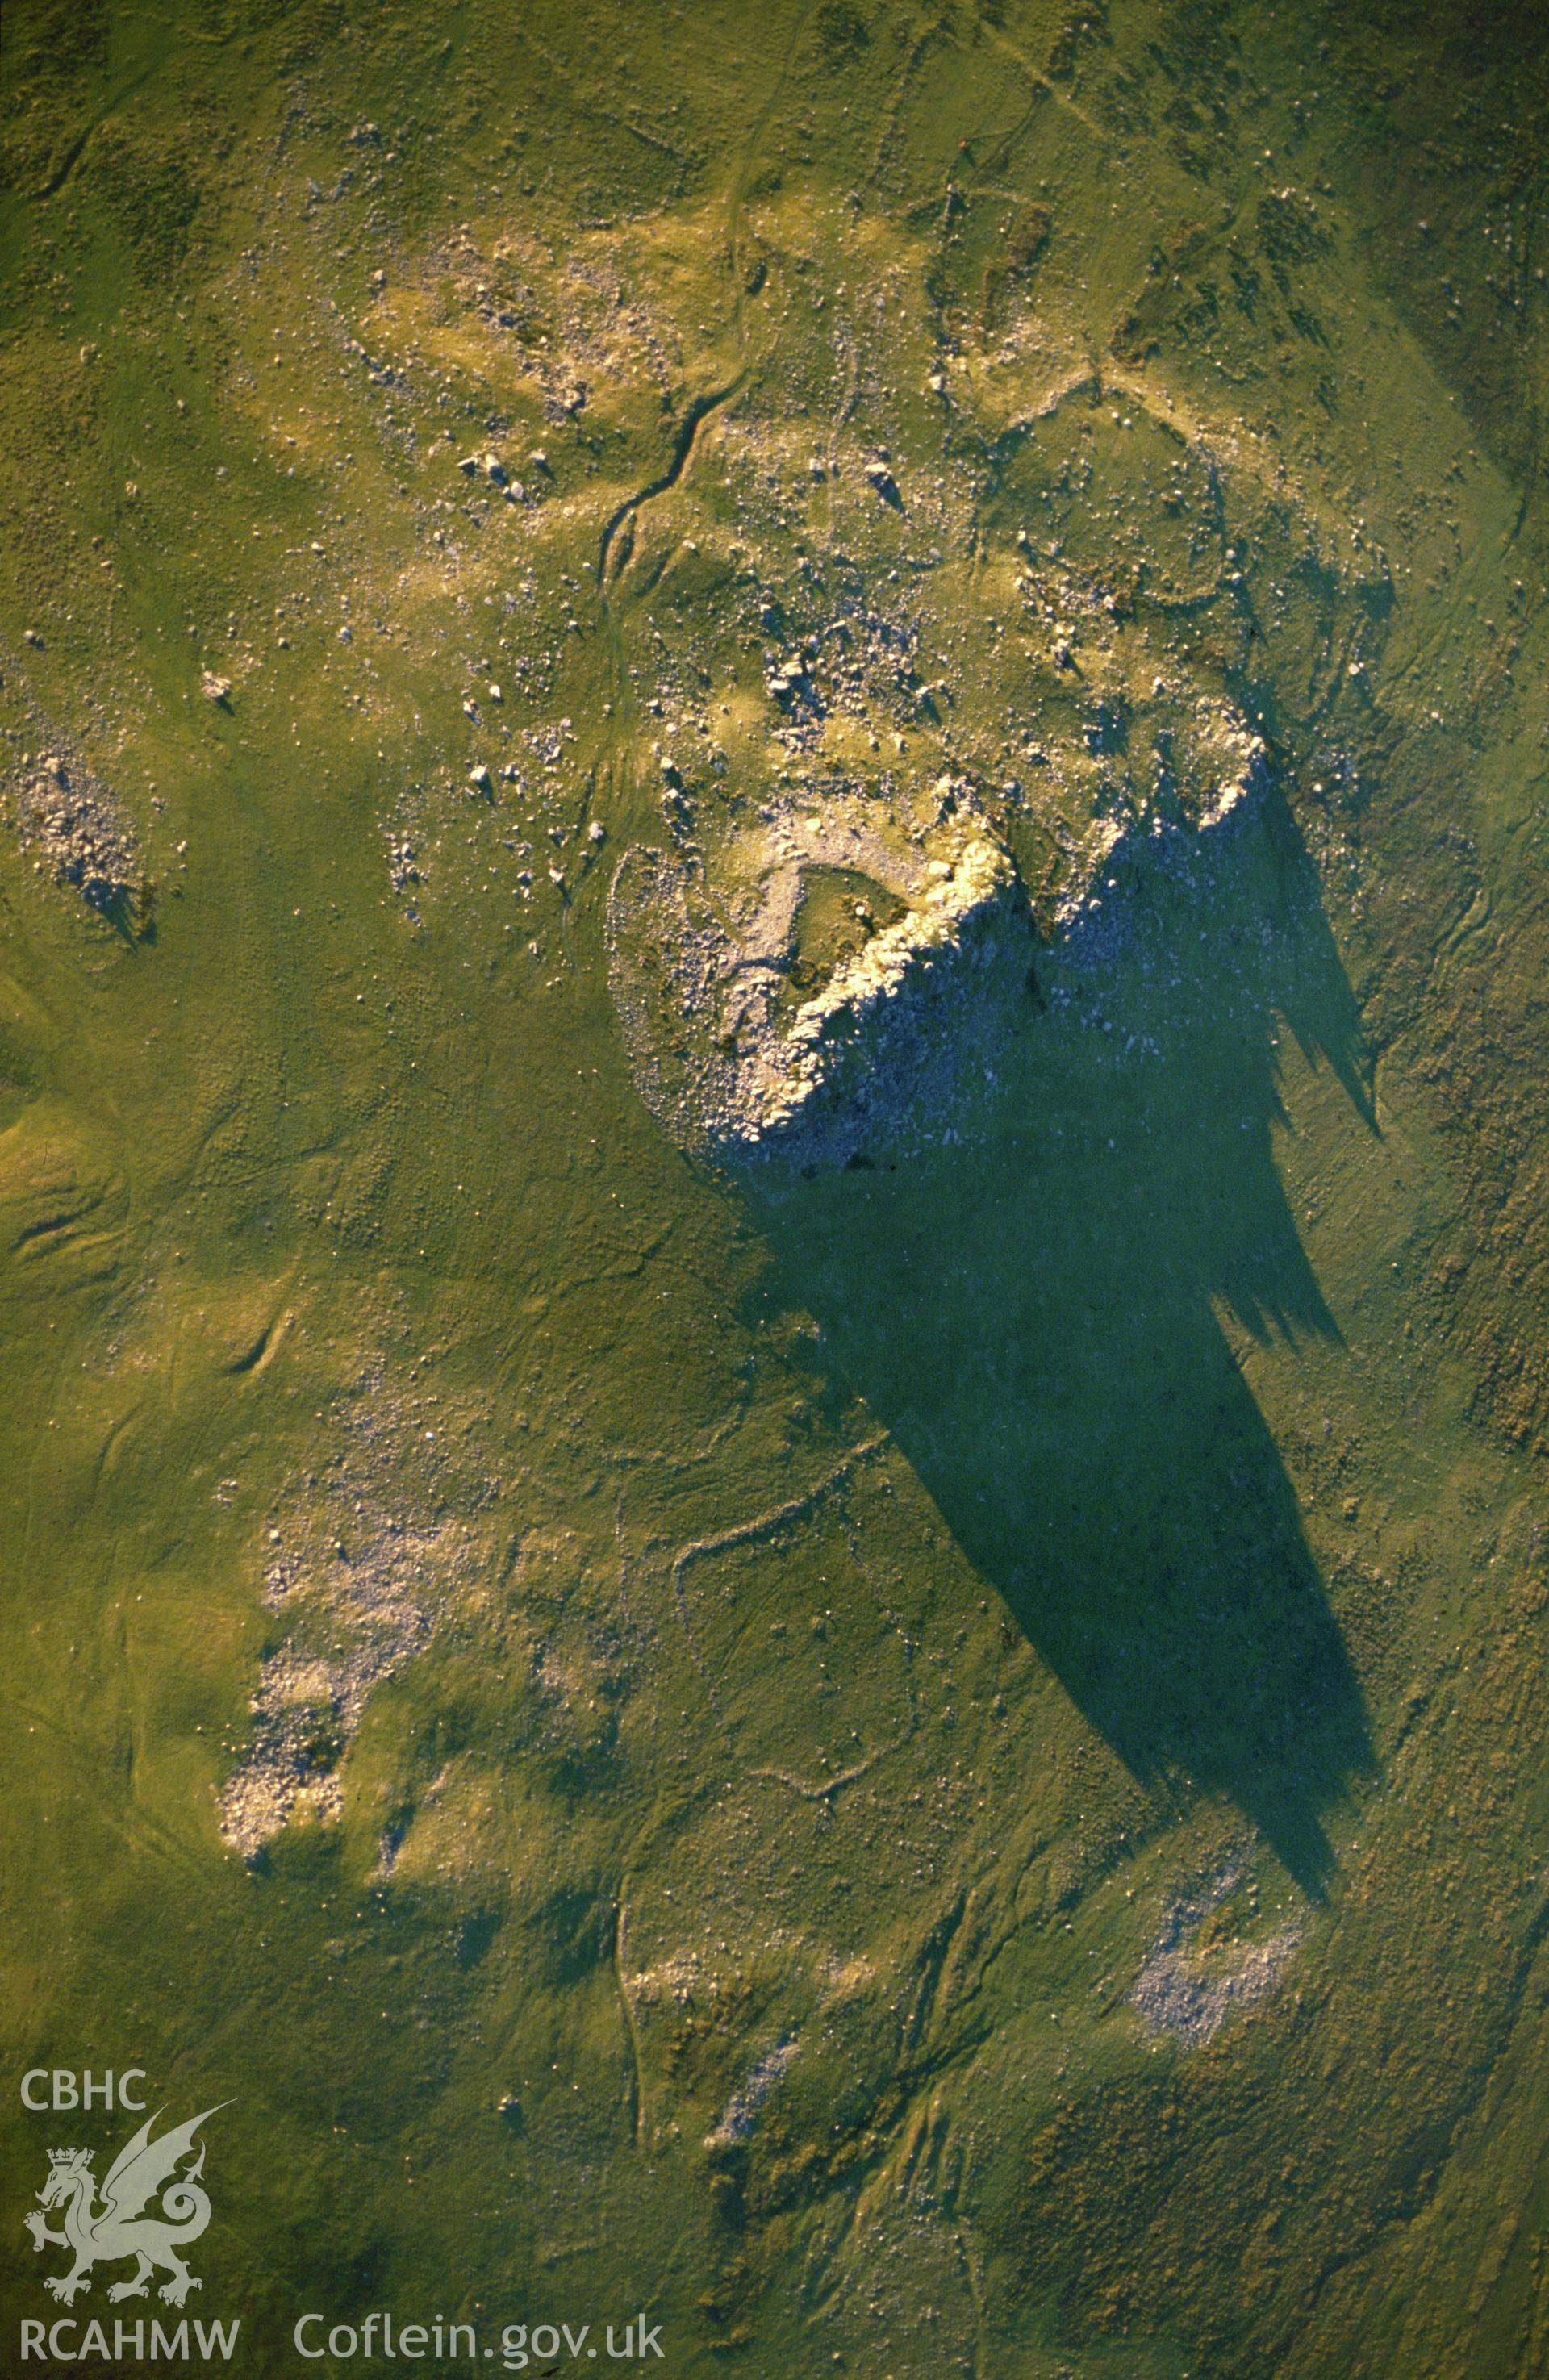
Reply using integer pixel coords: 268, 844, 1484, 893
608, 780, 1035, 1171
7, 749, 139, 917
608, 699, 1268, 1173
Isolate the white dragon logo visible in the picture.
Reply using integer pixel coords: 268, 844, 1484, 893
24, 2104, 225, 2307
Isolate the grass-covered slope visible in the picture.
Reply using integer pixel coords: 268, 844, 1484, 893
2, 3, 1548, 2373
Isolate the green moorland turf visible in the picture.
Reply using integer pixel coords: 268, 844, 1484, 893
2, 2, 1548, 2373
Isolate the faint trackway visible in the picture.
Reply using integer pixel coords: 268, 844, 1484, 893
744, 1735, 910, 1805
980, 25, 1111, 151
724, 0, 817, 348
613, 1885, 648, 2150
596, 377, 747, 590
603, 1354, 755, 1474
666, 1433, 919, 1802
30, 60, 160, 198
866, 15, 1109, 199
669, 1431, 891, 1699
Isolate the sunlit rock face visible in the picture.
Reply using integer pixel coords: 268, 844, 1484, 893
609, 777, 1033, 1167
606, 636, 1270, 1171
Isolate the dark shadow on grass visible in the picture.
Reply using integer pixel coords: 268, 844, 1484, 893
747, 792, 1376, 1897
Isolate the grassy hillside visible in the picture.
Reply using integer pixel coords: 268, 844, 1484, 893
2, 3, 1547, 2373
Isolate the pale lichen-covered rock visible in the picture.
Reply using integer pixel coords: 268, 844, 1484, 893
608, 779, 1034, 1170
609, 694, 1268, 1173
6, 749, 139, 917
